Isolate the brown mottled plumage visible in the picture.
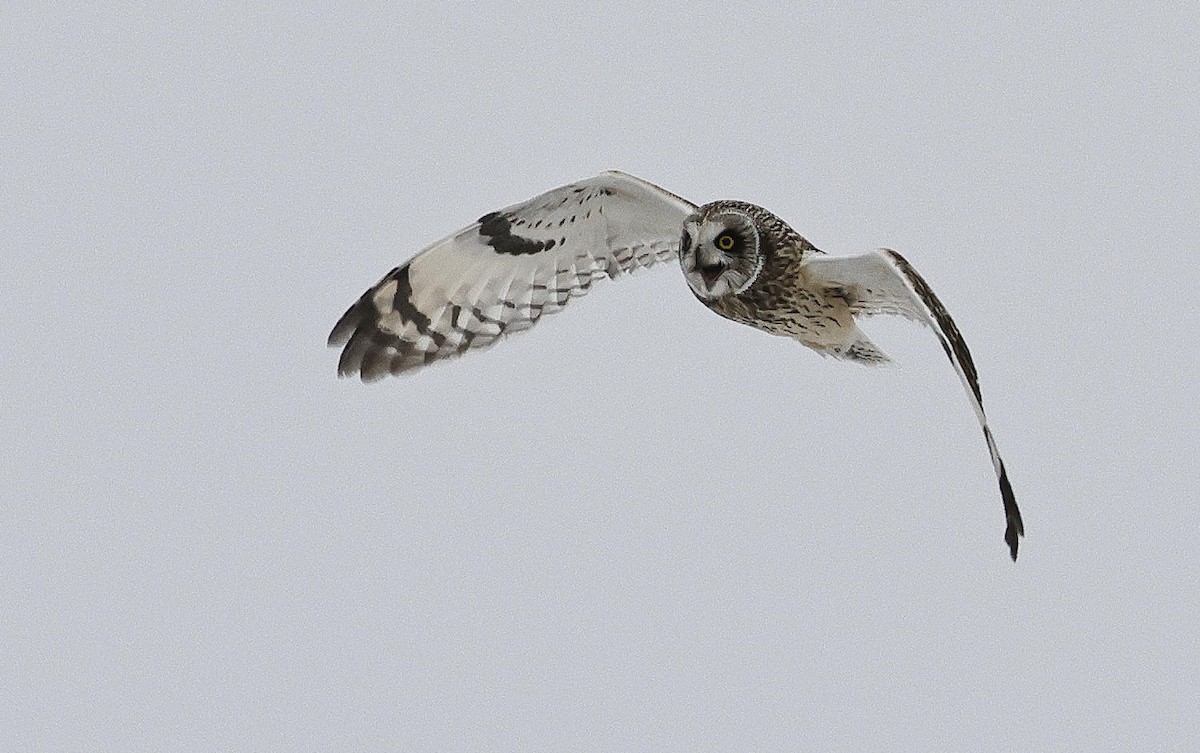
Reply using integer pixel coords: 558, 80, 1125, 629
680, 201, 890, 365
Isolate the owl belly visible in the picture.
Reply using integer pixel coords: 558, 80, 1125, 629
711, 285, 858, 352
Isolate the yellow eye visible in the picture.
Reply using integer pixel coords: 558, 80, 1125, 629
716, 232, 736, 251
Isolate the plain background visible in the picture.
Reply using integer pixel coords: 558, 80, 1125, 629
4, 2, 1197, 750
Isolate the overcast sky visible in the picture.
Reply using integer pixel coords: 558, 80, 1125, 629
4, 2, 1198, 750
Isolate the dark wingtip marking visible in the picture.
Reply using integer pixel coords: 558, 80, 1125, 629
1005, 527, 1020, 562
999, 459, 1024, 561
336, 326, 370, 378
329, 264, 439, 381
328, 265, 405, 349
328, 299, 368, 348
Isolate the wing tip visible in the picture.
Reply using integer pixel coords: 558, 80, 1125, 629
328, 310, 360, 348
999, 463, 1024, 562
1005, 520, 1021, 561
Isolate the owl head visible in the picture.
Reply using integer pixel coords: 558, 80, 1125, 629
678, 201, 772, 300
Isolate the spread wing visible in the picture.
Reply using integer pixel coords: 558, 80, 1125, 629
801, 249, 1025, 560
329, 171, 697, 381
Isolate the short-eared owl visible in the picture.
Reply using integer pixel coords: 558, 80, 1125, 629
329, 171, 1024, 560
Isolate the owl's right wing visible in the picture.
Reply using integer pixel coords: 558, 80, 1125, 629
329, 171, 697, 381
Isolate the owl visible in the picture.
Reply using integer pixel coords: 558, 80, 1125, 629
329, 171, 1024, 560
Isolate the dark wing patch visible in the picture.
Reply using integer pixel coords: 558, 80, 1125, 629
478, 211, 555, 256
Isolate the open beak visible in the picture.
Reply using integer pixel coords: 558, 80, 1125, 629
699, 260, 727, 290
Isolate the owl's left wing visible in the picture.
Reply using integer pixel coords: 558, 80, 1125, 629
329, 171, 697, 380
801, 249, 1025, 561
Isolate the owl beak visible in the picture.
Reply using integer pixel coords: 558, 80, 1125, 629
699, 260, 727, 290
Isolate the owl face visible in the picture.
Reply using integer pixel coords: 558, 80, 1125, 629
679, 205, 765, 300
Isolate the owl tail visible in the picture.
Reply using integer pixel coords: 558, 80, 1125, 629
832, 330, 892, 366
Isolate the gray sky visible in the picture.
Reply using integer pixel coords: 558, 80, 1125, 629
4, 2, 1198, 750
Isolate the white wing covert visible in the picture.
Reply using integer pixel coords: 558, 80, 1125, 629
801, 249, 1025, 560
329, 171, 696, 380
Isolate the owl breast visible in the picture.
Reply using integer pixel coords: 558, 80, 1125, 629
705, 243, 857, 350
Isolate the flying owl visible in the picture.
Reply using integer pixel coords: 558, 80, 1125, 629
329, 171, 1025, 560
